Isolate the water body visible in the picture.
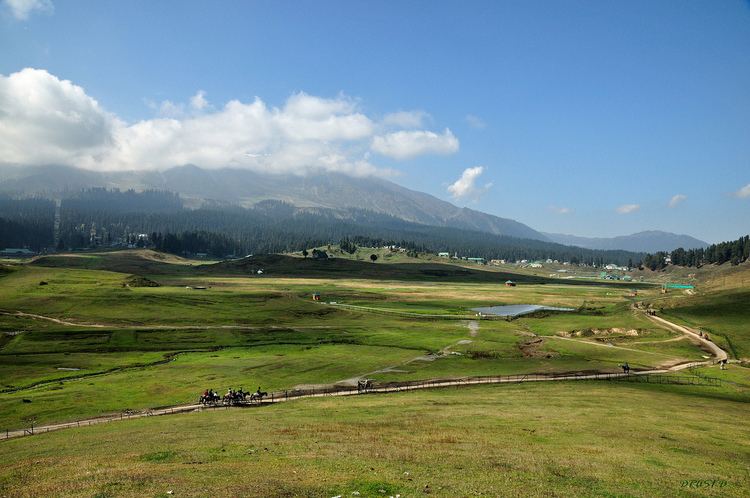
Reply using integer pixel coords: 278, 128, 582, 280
472, 304, 574, 317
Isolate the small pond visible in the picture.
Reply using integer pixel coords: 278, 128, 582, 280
471, 304, 574, 317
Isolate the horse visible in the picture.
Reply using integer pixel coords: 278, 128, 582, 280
249, 390, 267, 403
222, 391, 247, 405
620, 363, 631, 374
199, 392, 220, 405
357, 379, 373, 392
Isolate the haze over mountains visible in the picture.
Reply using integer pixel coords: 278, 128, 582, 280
544, 231, 709, 254
0, 164, 708, 252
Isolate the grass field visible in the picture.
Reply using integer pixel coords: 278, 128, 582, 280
1, 250, 748, 496
661, 289, 750, 360
1, 379, 748, 497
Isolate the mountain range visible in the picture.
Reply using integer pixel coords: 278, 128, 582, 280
0, 164, 708, 252
543, 231, 709, 253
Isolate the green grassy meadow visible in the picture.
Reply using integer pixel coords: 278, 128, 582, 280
1, 379, 748, 497
1, 250, 748, 496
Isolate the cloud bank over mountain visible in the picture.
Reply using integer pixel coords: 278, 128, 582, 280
0, 68, 460, 176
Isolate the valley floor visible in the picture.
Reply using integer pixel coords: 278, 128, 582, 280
1, 251, 748, 496
1, 379, 748, 497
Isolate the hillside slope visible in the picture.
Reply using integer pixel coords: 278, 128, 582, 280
0, 165, 547, 240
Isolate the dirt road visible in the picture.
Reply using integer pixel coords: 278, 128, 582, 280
1, 312, 728, 441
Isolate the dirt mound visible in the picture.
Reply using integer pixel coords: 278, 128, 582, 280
518, 337, 558, 359
558, 328, 641, 338
123, 275, 160, 288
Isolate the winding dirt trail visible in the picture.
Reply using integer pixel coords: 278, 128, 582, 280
0, 310, 340, 331
644, 313, 728, 362
1, 312, 728, 441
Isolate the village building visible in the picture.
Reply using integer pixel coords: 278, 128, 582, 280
0, 248, 34, 256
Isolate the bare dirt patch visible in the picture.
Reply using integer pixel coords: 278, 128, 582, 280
557, 328, 642, 338
518, 337, 558, 359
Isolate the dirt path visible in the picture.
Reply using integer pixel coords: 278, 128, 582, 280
546, 335, 682, 358
644, 313, 728, 362
323, 302, 479, 320
628, 336, 688, 345
1, 313, 728, 442
1, 310, 109, 328
0, 310, 339, 331
467, 320, 479, 337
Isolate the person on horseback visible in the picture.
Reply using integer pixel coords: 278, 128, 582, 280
621, 362, 630, 374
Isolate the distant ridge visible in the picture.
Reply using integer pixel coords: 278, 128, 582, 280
543, 230, 709, 253
0, 164, 548, 241
0, 165, 710, 253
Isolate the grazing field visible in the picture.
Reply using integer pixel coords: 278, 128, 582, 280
1, 379, 748, 497
1, 250, 748, 496
661, 289, 750, 360
0, 251, 703, 430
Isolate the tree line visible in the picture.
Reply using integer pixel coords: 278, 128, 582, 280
2, 190, 647, 264
641, 234, 749, 270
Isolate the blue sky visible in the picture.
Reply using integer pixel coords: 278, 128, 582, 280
1, 0, 749, 242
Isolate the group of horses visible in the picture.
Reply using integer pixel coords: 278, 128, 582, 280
199, 388, 268, 406
197, 380, 374, 406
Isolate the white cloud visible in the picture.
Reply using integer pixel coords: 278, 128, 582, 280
0, 68, 116, 166
157, 100, 185, 118
4, 0, 52, 20
189, 90, 209, 111
447, 166, 492, 201
371, 128, 459, 160
734, 183, 750, 199
0, 68, 454, 176
616, 204, 640, 214
381, 110, 429, 129
549, 206, 571, 214
465, 114, 486, 129
668, 194, 687, 208
275, 92, 373, 142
